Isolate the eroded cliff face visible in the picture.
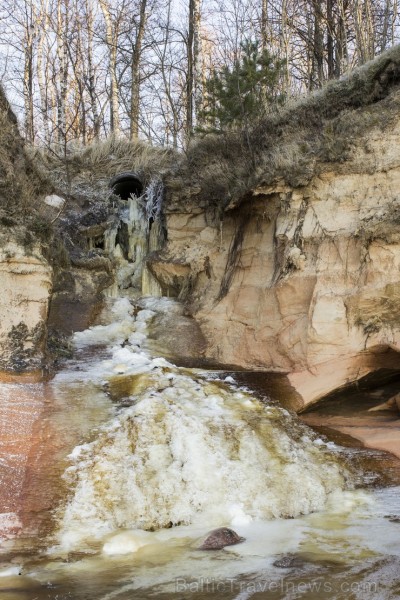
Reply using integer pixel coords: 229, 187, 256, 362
0, 238, 52, 372
0, 86, 53, 373
0, 86, 116, 372
150, 88, 400, 409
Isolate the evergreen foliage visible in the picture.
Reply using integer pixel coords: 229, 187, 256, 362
198, 41, 285, 132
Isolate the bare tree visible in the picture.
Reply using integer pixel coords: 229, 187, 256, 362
85, 0, 101, 138
99, 0, 121, 133
130, 0, 148, 139
1, 0, 400, 149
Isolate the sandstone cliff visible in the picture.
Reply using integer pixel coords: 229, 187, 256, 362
4, 44, 400, 401
0, 88, 53, 372
148, 46, 400, 409
0, 89, 115, 371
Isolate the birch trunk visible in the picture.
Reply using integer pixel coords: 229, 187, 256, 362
192, 0, 202, 127
130, 0, 147, 140
86, 0, 100, 138
160, 0, 179, 148
280, 0, 291, 93
99, 0, 120, 134
24, 35, 34, 142
186, 0, 194, 140
56, 0, 69, 146
37, 0, 50, 145
23, 0, 34, 143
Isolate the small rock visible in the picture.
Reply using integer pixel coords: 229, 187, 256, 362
273, 554, 306, 569
384, 514, 400, 523
44, 194, 65, 209
198, 527, 245, 550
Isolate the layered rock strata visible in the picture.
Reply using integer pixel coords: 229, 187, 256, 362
151, 84, 400, 409
0, 240, 52, 371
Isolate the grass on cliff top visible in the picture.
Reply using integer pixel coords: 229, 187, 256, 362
35, 134, 178, 203
176, 43, 400, 213
4, 42, 400, 223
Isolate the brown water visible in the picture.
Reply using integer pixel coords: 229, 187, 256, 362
0, 298, 399, 600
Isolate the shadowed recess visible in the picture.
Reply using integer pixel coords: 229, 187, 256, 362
110, 172, 143, 200
302, 367, 400, 415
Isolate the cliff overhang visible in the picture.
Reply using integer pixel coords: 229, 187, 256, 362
152, 45, 400, 409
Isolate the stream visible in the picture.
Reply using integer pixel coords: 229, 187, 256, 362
0, 296, 399, 600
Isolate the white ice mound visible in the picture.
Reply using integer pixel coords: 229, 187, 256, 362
55, 370, 351, 551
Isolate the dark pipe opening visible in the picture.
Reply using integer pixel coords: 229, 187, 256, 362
110, 172, 143, 200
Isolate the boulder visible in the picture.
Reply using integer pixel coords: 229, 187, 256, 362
198, 527, 245, 550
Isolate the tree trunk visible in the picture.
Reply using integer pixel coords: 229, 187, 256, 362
192, 0, 202, 125
56, 0, 69, 146
280, 0, 291, 93
261, 0, 268, 49
392, 0, 398, 45
326, 0, 335, 79
86, 0, 100, 138
69, 14, 86, 144
37, 0, 50, 146
311, 0, 324, 88
186, 0, 194, 141
23, 0, 35, 143
335, 0, 349, 76
160, 0, 179, 148
354, 0, 374, 64
99, 0, 120, 134
364, 0, 375, 60
130, 0, 147, 140
24, 30, 34, 143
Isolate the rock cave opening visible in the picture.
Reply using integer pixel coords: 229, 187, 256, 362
302, 368, 400, 417
299, 352, 400, 458
110, 172, 143, 200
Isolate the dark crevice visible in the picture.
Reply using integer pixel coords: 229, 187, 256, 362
216, 211, 251, 302
115, 222, 130, 260
93, 236, 104, 250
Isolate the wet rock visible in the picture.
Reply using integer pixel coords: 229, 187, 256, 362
273, 554, 307, 569
273, 553, 341, 570
384, 514, 400, 523
198, 527, 245, 550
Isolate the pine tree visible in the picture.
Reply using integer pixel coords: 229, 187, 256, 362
199, 41, 285, 132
